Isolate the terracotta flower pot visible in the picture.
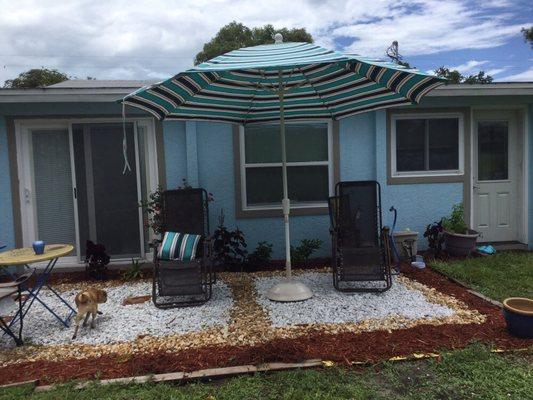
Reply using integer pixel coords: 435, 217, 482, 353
444, 230, 479, 257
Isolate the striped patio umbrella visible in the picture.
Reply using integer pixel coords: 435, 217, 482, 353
123, 35, 444, 301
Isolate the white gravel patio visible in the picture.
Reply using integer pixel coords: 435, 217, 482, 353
0, 270, 479, 355
0, 280, 232, 347
254, 272, 455, 327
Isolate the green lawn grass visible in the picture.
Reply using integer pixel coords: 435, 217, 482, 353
430, 251, 533, 302
2, 344, 532, 400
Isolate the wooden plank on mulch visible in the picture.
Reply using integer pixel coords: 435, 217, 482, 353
427, 266, 503, 308
466, 289, 503, 308
34, 359, 324, 392
0, 379, 38, 390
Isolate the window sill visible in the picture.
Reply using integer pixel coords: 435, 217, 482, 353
235, 206, 329, 219
388, 173, 465, 185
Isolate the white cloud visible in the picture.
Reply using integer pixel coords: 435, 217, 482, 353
0, 0, 529, 83
485, 67, 509, 76
449, 60, 488, 74
498, 67, 533, 82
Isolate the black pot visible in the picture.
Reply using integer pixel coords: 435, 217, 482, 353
444, 230, 479, 256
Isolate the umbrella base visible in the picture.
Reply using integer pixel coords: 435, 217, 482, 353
266, 279, 313, 302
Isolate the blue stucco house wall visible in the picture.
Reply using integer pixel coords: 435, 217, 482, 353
158, 93, 532, 258
1, 83, 532, 261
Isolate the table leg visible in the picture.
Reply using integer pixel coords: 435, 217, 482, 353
8, 259, 76, 328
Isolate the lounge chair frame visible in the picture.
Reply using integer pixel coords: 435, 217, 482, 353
0, 271, 34, 346
328, 181, 392, 293
152, 188, 213, 308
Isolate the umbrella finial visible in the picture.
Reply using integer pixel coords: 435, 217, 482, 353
274, 33, 283, 44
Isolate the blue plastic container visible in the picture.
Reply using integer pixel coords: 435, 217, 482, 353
502, 298, 533, 339
32, 240, 45, 255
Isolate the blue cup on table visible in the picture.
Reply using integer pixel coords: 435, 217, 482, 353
32, 240, 45, 255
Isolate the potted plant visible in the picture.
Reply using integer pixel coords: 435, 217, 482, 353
442, 204, 479, 257
85, 240, 110, 280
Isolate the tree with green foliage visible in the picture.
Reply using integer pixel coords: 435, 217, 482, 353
434, 66, 493, 84
3, 68, 69, 88
462, 70, 493, 84
522, 26, 533, 47
194, 21, 313, 65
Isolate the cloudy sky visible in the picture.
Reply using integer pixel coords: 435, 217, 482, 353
0, 0, 531, 84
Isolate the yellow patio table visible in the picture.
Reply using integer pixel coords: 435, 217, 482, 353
0, 244, 76, 328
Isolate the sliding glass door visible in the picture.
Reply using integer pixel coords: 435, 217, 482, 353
17, 119, 157, 263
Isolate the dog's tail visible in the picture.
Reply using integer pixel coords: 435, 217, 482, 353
75, 292, 90, 305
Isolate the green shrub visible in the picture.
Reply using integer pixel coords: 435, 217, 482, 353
291, 239, 323, 264
442, 203, 468, 234
247, 241, 274, 267
121, 258, 145, 281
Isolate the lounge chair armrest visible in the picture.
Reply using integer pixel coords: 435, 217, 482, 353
203, 236, 214, 258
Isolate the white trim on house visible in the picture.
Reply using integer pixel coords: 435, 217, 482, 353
427, 83, 533, 97
239, 120, 334, 211
2, 82, 531, 104
390, 112, 465, 178
14, 117, 159, 268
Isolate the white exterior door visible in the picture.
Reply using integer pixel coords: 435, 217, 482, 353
473, 111, 519, 242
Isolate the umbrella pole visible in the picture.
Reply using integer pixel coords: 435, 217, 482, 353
279, 82, 292, 278
266, 70, 313, 302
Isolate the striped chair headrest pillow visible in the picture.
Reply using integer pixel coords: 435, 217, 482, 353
158, 232, 202, 261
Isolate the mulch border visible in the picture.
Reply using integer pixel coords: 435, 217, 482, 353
0, 264, 530, 387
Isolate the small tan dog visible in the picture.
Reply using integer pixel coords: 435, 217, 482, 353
72, 288, 107, 339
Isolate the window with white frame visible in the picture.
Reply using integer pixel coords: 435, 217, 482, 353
240, 122, 332, 209
391, 113, 463, 177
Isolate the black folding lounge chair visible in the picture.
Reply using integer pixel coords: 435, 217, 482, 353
152, 188, 213, 308
328, 181, 392, 292
0, 271, 34, 346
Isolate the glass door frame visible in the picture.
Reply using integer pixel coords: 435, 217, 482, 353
15, 117, 159, 265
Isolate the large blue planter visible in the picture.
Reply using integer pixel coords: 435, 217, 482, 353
502, 298, 533, 339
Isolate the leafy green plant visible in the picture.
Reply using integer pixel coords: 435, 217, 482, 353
140, 179, 214, 236
212, 209, 247, 267
441, 203, 468, 234
85, 240, 110, 281
423, 220, 445, 258
121, 258, 145, 281
291, 239, 323, 265
247, 241, 274, 268
139, 185, 164, 235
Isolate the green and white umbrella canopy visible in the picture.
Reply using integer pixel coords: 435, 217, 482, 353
124, 38, 444, 302
123, 41, 444, 123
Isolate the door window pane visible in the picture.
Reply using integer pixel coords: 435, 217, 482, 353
478, 121, 508, 181
32, 130, 77, 253
428, 118, 459, 170
396, 119, 425, 171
